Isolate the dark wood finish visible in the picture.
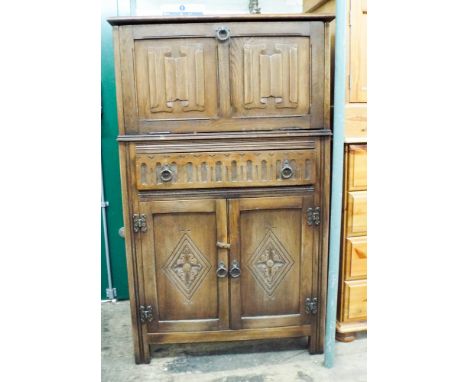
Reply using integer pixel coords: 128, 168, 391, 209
113, 18, 331, 134
139, 199, 229, 333
111, 15, 332, 364
229, 196, 315, 331
108, 14, 335, 26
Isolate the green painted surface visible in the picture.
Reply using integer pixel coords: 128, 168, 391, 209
101, 0, 129, 300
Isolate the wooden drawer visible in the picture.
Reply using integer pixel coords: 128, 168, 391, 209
135, 149, 317, 190
343, 280, 367, 321
347, 144, 367, 191
344, 236, 367, 280
346, 191, 367, 236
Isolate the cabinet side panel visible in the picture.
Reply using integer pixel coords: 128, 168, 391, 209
118, 143, 147, 363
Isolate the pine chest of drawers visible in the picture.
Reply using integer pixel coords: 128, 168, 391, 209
108, 14, 334, 364
336, 143, 367, 341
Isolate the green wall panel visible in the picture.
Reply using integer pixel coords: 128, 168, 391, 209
101, 0, 129, 300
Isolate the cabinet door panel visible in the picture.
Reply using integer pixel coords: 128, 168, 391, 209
134, 38, 219, 121
349, 0, 367, 102
139, 199, 228, 333
230, 36, 310, 118
229, 196, 317, 330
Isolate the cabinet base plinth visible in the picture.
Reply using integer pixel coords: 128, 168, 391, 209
335, 320, 367, 343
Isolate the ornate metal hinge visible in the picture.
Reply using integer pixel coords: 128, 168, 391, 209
305, 297, 319, 315
306, 207, 320, 226
139, 305, 153, 323
133, 214, 147, 233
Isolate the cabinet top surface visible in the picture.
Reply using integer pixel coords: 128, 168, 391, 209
107, 13, 335, 26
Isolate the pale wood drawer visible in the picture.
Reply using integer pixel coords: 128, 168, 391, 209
344, 280, 367, 321
135, 149, 317, 190
347, 144, 367, 191
344, 236, 367, 280
346, 191, 367, 236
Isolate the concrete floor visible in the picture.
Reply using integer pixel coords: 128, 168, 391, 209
102, 301, 366, 382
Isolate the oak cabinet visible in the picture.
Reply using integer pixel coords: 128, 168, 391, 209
109, 14, 333, 364
138, 196, 319, 335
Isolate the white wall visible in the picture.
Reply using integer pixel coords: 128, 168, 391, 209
129, 0, 303, 16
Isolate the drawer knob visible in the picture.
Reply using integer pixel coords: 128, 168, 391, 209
216, 26, 231, 41
229, 260, 241, 278
160, 165, 174, 182
281, 160, 294, 179
216, 261, 228, 278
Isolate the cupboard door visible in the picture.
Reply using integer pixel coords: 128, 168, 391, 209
349, 0, 367, 102
134, 38, 219, 121
229, 196, 317, 330
139, 199, 229, 333
230, 36, 310, 118
228, 22, 325, 129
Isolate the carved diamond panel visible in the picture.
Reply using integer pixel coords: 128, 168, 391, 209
247, 230, 294, 296
163, 233, 211, 300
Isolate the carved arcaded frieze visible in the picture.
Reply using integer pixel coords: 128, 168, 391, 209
135, 150, 317, 190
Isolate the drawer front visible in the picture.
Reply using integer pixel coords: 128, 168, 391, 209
135, 149, 317, 190
347, 144, 367, 191
345, 236, 367, 280
346, 191, 367, 236
344, 280, 367, 321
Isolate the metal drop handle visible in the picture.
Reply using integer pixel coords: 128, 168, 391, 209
216, 261, 228, 278
229, 260, 241, 278
216, 26, 231, 41
160, 165, 173, 182
281, 160, 294, 179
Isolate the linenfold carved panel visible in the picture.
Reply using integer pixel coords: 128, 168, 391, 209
134, 38, 218, 120
230, 37, 310, 117
244, 43, 298, 109
163, 233, 211, 300
147, 45, 205, 113
135, 149, 317, 190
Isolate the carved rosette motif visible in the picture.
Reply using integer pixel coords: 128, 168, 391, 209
247, 230, 294, 296
163, 233, 211, 300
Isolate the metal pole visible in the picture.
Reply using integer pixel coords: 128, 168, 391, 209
102, 167, 117, 300
324, 0, 346, 368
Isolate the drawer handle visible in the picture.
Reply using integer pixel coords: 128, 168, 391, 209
216, 261, 228, 278
216, 26, 231, 41
229, 260, 241, 278
281, 160, 294, 179
160, 165, 173, 182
